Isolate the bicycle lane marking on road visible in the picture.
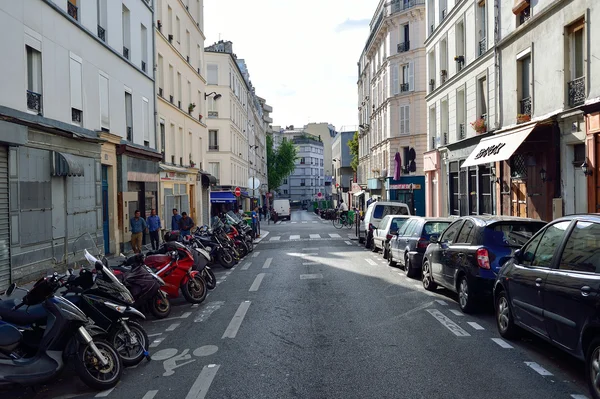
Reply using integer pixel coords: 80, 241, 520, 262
249, 273, 266, 292
222, 301, 251, 339
252, 251, 261, 258
184, 364, 221, 399
262, 258, 272, 269
241, 262, 252, 270
426, 309, 471, 337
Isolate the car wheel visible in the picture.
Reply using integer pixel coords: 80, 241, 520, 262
388, 251, 396, 267
383, 245, 388, 259
495, 290, 519, 339
405, 254, 416, 278
422, 260, 437, 291
586, 337, 600, 399
457, 275, 475, 313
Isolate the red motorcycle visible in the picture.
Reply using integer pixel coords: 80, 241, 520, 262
145, 243, 207, 304
225, 225, 250, 258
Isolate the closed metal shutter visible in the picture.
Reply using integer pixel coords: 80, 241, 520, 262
202, 188, 209, 227
0, 146, 10, 291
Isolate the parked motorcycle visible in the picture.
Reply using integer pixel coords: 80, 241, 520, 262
0, 270, 122, 390
193, 226, 237, 269
63, 250, 150, 367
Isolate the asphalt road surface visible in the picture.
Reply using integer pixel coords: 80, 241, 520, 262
2, 210, 591, 399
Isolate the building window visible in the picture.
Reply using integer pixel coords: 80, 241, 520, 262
142, 97, 150, 144
300, 157, 305, 165
400, 105, 410, 135
300, 179, 306, 186
99, 74, 109, 129
68, 0, 78, 20
567, 18, 586, 107
70, 54, 83, 124
439, 0, 447, 22
283, 189, 288, 195
455, 20, 466, 71
207, 97, 218, 117
208, 162, 220, 183
478, 0, 487, 57
514, 0, 531, 26
283, 178, 288, 184
477, 76, 488, 122
440, 39, 448, 83
26, 46, 43, 114
479, 165, 493, 215
125, 91, 133, 141
511, 154, 527, 179
168, 64, 174, 102
157, 55, 164, 96
177, 72, 182, 108
518, 54, 532, 116
122, 5, 130, 59
207, 64, 218, 85
97, 0, 107, 41
209, 130, 219, 150
141, 24, 148, 72
449, 161, 459, 215
401, 64, 410, 92
176, 16, 181, 43
456, 89, 466, 141
160, 120, 166, 160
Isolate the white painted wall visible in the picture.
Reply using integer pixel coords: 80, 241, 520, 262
0, 0, 155, 147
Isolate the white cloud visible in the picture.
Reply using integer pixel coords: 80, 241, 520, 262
204, 0, 376, 131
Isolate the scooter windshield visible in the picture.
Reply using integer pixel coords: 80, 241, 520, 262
84, 249, 134, 304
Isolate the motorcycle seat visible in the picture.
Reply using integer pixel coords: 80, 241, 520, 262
111, 265, 132, 274
0, 323, 22, 349
145, 254, 171, 268
0, 299, 47, 326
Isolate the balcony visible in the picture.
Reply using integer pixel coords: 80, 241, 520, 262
127, 126, 132, 141
391, 0, 425, 14
429, 79, 435, 92
169, 95, 174, 104
97, 25, 106, 42
519, 97, 532, 115
158, 87, 163, 97
397, 41, 410, 53
123, 46, 129, 60
67, 2, 78, 20
431, 136, 437, 149
208, 111, 218, 118
26, 90, 42, 114
459, 124, 465, 140
168, 34, 173, 43
142, 61, 146, 72
71, 108, 82, 123
178, 101, 181, 109
478, 37, 487, 57
441, 9, 447, 21
400, 83, 409, 93
568, 76, 585, 107
443, 132, 448, 145
209, 145, 219, 151
430, 24, 435, 34
440, 70, 448, 84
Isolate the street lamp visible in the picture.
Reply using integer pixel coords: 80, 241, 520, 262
204, 92, 222, 100
582, 161, 593, 177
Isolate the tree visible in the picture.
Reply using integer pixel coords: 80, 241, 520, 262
348, 131, 359, 171
267, 135, 298, 191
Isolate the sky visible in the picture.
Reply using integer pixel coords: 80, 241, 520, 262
204, 0, 376, 132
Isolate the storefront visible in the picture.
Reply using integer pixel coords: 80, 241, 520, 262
461, 121, 559, 221
197, 172, 217, 227
210, 191, 246, 217
585, 105, 600, 213
159, 165, 196, 226
386, 176, 425, 216
423, 150, 441, 217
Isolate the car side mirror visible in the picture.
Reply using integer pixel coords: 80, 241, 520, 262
430, 234, 440, 244
5, 283, 16, 297
513, 249, 522, 262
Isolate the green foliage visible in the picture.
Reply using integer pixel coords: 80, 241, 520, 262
348, 131, 359, 171
267, 135, 298, 191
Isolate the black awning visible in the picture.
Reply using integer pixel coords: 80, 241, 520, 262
200, 172, 217, 187
52, 151, 84, 177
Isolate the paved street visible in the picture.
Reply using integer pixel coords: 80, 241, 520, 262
3, 210, 592, 399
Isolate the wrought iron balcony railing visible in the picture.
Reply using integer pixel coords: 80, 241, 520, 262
71, 108, 82, 123
127, 126, 132, 141
459, 124, 465, 140
568, 76, 585, 107
208, 111, 218, 118
97, 25, 106, 42
67, 2, 78, 20
123, 46, 129, 60
519, 97, 531, 115
479, 37, 487, 56
397, 41, 410, 53
208, 145, 219, 151
400, 83, 409, 93
27, 90, 42, 114
142, 61, 146, 72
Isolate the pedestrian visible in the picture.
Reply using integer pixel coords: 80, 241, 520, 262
147, 208, 161, 250
178, 212, 195, 236
171, 208, 182, 231
251, 206, 260, 238
130, 210, 147, 254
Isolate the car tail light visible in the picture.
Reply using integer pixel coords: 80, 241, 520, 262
417, 237, 429, 249
369, 223, 375, 231
477, 248, 491, 269
386, 234, 393, 240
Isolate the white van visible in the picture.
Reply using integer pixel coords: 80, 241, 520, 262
359, 201, 411, 248
272, 199, 291, 221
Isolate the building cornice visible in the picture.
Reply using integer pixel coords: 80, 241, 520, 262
41, 0, 153, 82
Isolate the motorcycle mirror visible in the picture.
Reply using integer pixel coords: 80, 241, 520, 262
94, 260, 104, 271
119, 253, 126, 258
67, 268, 74, 275
5, 283, 16, 297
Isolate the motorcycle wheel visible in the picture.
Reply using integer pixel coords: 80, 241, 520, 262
74, 339, 123, 390
218, 250, 236, 269
149, 292, 171, 319
238, 242, 248, 258
246, 238, 254, 253
204, 267, 217, 290
109, 321, 149, 367
181, 275, 207, 304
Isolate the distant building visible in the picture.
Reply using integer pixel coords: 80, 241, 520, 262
332, 131, 356, 206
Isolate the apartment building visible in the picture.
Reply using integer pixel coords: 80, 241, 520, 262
303, 123, 338, 199
357, 0, 428, 215
155, 0, 213, 226
332, 131, 356, 205
0, 0, 158, 287
423, 0, 497, 217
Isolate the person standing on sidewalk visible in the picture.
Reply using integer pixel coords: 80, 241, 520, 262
251, 206, 260, 238
178, 212, 195, 236
147, 209, 161, 250
130, 210, 147, 254
171, 208, 182, 231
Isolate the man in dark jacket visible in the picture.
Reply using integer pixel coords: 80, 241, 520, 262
178, 212, 195, 236
171, 208, 182, 231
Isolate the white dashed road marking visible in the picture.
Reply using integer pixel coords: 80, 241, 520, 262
291, 222, 297, 224
290, 235, 300, 240
181, 312, 192, 318
491, 338, 513, 348
95, 388, 114, 397
302, 262, 319, 265
300, 274, 323, 279
365, 259, 377, 266
426, 309, 471, 337
270, 236, 281, 241
142, 391, 158, 399
570, 395, 589, 399
252, 251, 260, 258
467, 322, 485, 330
435, 300, 448, 306
312, 221, 319, 224
329, 233, 341, 238
241, 262, 252, 270
249, 273, 265, 292
184, 364, 221, 399
525, 362, 553, 376
262, 258, 272, 269
345, 241, 353, 245
302, 221, 308, 224
222, 301, 251, 339
166, 323, 180, 332
449, 309, 463, 316
149, 337, 165, 348
310, 234, 321, 239
303, 247, 319, 251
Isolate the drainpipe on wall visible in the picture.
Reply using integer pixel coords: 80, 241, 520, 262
494, 0, 501, 131
151, 7, 158, 155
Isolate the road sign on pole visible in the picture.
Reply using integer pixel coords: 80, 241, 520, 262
234, 187, 241, 197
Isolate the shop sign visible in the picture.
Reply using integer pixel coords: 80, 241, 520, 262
389, 184, 421, 190
474, 143, 506, 160
160, 172, 187, 181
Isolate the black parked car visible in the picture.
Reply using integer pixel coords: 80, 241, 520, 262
388, 217, 452, 278
494, 214, 600, 399
421, 216, 546, 313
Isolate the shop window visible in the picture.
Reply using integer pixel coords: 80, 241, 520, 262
511, 154, 527, 179
449, 161, 460, 215
479, 165, 493, 215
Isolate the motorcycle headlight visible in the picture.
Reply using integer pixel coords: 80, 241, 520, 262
104, 301, 127, 313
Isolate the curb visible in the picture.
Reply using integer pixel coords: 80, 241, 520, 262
254, 230, 270, 243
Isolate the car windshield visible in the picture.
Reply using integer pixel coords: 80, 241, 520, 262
423, 222, 450, 237
390, 218, 409, 232
373, 205, 409, 219
487, 222, 547, 248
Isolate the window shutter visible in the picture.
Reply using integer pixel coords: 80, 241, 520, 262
392, 64, 399, 95
142, 97, 150, 141
70, 57, 83, 110
408, 61, 414, 91
399, 106, 405, 135
207, 64, 218, 84
405, 105, 410, 134
99, 75, 110, 128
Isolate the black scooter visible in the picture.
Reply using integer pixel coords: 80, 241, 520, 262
0, 269, 122, 390
63, 250, 150, 367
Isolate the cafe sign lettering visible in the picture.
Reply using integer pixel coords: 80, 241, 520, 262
474, 142, 506, 160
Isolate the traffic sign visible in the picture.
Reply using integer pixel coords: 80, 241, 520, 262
266, 192, 272, 198
234, 187, 241, 197
317, 192, 322, 198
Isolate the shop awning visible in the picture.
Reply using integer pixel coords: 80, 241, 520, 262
199, 172, 217, 185
210, 192, 239, 203
461, 123, 538, 168
353, 190, 365, 197
52, 151, 84, 177
160, 164, 189, 173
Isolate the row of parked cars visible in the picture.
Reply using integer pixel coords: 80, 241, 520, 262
359, 201, 600, 399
